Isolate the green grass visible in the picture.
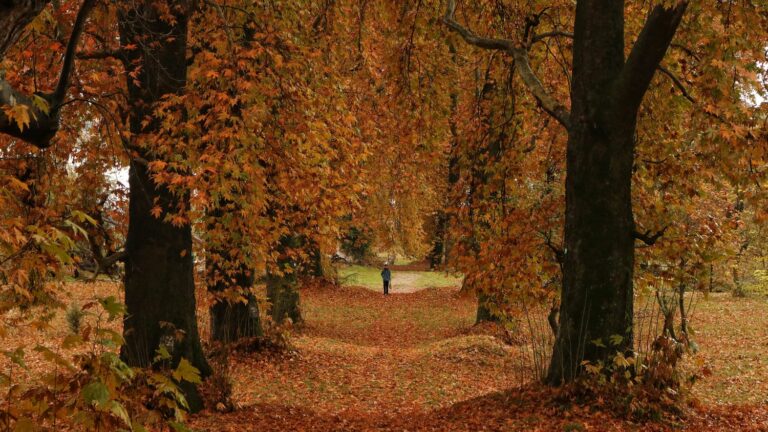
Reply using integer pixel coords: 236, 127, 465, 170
336, 265, 462, 290
406, 271, 464, 289
336, 265, 384, 287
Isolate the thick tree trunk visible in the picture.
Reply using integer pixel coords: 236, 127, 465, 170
547, 120, 636, 382
305, 239, 335, 280
210, 294, 261, 342
546, 1, 687, 384
266, 234, 302, 324
122, 160, 210, 396
547, 2, 633, 383
207, 206, 262, 343
207, 206, 262, 342
444, 0, 687, 386
117, 1, 210, 412
266, 273, 301, 324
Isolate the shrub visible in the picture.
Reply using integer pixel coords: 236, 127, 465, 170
570, 335, 692, 422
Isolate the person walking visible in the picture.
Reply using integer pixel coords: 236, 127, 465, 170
381, 264, 392, 295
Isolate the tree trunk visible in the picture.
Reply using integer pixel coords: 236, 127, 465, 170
266, 234, 302, 324
444, 0, 687, 386
207, 210, 262, 343
305, 239, 334, 280
117, 1, 210, 412
209, 275, 262, 343
677, 283, 687, 337
475, 293, 500, 323
0, 0, 95, 148
206, 197, 263, 343
547, 1, 687, 384
548, 118, 636, 382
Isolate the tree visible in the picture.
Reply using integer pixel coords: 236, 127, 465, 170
445, 0, 691, 383
206, 205, 263, 342
117, 0, 210, 410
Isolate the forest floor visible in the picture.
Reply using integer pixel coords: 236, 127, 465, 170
187, 272, 768, 431
2, 271, 768, 430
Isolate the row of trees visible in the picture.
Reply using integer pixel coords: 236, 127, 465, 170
0, 1, 461, 418
1, 0, 767, 422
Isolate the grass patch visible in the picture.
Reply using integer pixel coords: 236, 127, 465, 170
336, 265, 462, 291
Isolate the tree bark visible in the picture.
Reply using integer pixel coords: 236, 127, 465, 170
444, 0, 687, 384
0, 1, 49, 61
0, 0, 95, 148
266, 234, 302, 324
208, 269, 262, 343
117, 1, 210, 412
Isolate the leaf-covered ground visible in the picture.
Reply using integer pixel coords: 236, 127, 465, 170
188, 284, 768, 431
2, 278, 768, 430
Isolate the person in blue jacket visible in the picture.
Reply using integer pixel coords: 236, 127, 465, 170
381, 264, 391, 295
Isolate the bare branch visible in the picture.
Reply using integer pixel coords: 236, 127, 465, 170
541, 231, 564, 264
443, 0, 571, 130
99, 249, 127, 269
657, 65, 696, 104
531, 31, 573, 45
88, 249, 127, 281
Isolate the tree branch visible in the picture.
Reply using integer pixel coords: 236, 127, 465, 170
633, 225, 669, 246
52, 0, 97, 105
98, 249, 127, 269
0, 1, 50, 61
77, 49, 125, 62
531, 31, 573, 45
614, 1, 689, 115
0, 0, 96, 148
443, 0, 571, 130
541, 231, 564, 264
657, 65, 696, 104
87, 249, 126, 281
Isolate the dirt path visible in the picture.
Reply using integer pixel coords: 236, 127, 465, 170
189, 285, 525, 430
388, 272, 423, 293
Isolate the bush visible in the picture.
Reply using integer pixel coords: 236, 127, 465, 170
0, 296, 201, 431
570, 335, 692, 422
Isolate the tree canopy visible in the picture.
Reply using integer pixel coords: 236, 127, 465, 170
0, 0, 766, 429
